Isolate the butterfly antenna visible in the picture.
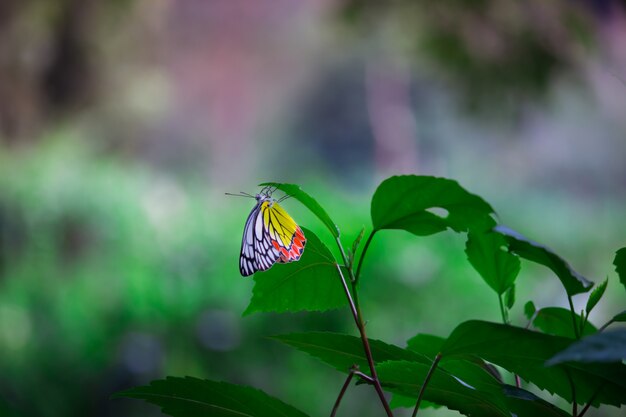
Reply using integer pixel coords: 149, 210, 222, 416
225, 192, 255, 198
277, 194, 292, 203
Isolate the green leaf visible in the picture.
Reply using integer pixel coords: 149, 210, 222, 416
243, 228, 345, 315
379, 361, 570, 417
524, 301, 536, 320
532, 307, 597, 339
114, 377, 310, 417
504, 285, 515, 310
585, 277, 608, 316
613, 247, 626, 292
612, 310, 626, 322
351, 227, 365, 257
494, 225, 593, 296
546, 329, 626, 365
377, 360, 510, 417
441, 320, 626, 406
406, 333, 445, 359
371, 175, 495, 236
271, 331, 428, 374
260, 182, 339, 237
501, 386, 571, 417
465, 230, 520, 295
389, 395, 441, 409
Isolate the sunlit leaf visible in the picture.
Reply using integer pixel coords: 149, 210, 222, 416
585, 277, 608, 316
465, 230, 520, 295
613, 247, 626, 292
532, 307, 596, 339
441, 320, 626, 406
260, 182, 339, 237
546, 330, 626, 365
244, 228, 345, 315
494, 225, 593, 296
371, 175, 495, 236
114, 377, 310, 417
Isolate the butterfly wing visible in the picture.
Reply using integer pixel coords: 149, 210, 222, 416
239, 201, 282, 276
264, 202, 306, 263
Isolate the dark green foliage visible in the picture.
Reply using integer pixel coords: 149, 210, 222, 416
531, 307, 596, 339
614, 247, 626, 291
406, 333, 445, 359
118, 175, 625, 417
271, 331, 428, 373
547, 330, 626, 365
441, 321, 626, 406
465, 230, 520, 295
244, 228, 345, 315
586, 277, 608, 316
494, 225, 593, 295
114, 377, 309, 417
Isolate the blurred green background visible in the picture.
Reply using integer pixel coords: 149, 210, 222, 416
0, 1, 625, 416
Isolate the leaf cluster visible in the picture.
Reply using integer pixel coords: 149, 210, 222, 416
116, 175, 626, 417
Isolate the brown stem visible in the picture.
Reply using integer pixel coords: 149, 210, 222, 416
334, 263, 393, 417
412, 353, 442, 417
331, 369, 355, 417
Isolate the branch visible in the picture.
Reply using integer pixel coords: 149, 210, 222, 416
355, 231, 375, 284
331, 369, 355, 417
412, 353, 442, 417
334, 261, 393, 417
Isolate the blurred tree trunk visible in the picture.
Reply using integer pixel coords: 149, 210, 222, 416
0, 0, 123, 142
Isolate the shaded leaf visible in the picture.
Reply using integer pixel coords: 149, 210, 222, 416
524, 301, 536, 320
377, 360, 510, 417
114, 377, 309, 417
494, 225, 593, 296
389, 395, 441, 410
532, 307, 596, 339
271, 331, 427, 374
406, 333, 445, 359
244, 228, 345, 315
441, 320, 626, 406
547, 329, 626, 365
585, 277, 608, 316
371, 176, 495, 236
465, 230, 520, 295
502, 386, 570, 417
260, 182, 339, 237
613, 247, 626, 292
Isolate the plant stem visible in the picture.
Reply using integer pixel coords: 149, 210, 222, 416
567, 295, 581, 339
566, 371, 577, 417
331, 369, 355, 417
598, 318, 615, 332
412, 353, 442, 417
355, 231, 376, 284
354, 370, 375, 384
577, 386, 602, 417
334, 263, 394, 417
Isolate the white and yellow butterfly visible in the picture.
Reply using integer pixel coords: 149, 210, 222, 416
228, 186, 306, 276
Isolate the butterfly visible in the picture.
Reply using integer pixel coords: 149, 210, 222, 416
228, 186, 306, 276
